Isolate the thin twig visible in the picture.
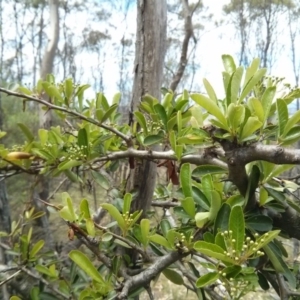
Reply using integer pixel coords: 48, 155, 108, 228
0, 270, 21, 287
0, 87, 132, 144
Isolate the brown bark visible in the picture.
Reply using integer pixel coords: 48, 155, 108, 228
129, 0, 167, 216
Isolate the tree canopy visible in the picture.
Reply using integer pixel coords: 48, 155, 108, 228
1, 55, 300, 299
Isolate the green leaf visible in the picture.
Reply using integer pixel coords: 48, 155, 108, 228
149, 234, 172, 249
243, 58, 260, 89
113, 92, 121, 105
59, 194, 77, 221
91, 170, 110, 190
175, 144, 183, 159
277, 99, 288, 137
203, 78, 218, 103
209, 191, 222, 221
246, 215, 272, 231
239, 68, 267, 104
180, 163, 192, 197
101, 104, 118, 123
123, 193, 132, 214
101, 203, 125, 230
19, 86, 32, 95
196, 272, 219, 288
154, 103, 168, 129
214, 203, 231, 235
191, 94, 229, 130
240, 116, 262, 141
80, 198, 91, 219
282, 109, 300, 137
35, 265, 57, 278
194, 241, 235, 264
248, 97, 264, 122
78, 128, 89, 155
181, 197, 196, 218
143, 134, 164, 146
167, 115, 178, 131
58, 159, 82, 171
201, 174, 213, 203
86, 218, 95, 236
134, 111, 148, 135
18, 123, 34, 142
177, 110, 182, 133
192, 165, 227, 176
222, 54, 236, 74
162, 269, 184, 285
230, 67, 244, 103
162, 92, 173, 109
227, 103, 245, 130
229, 205, 245, 252
30, 240, 45, 258
69, 250, 106, 284
195, 212, 210, 228
64, 78, 73, 99
223, 265, 242, 278
192, 186, 210, 210
261, 87, 276, 124
245, 165, 260, 208
160, 219, 172, 237
140, 219, 150, 247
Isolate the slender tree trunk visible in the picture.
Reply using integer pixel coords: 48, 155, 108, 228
129, 0, 167, 214
36, 0, 59, 250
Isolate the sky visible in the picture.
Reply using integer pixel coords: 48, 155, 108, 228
77, 0, 297, 101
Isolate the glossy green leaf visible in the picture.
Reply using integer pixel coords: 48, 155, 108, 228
64, 78, 73, 99
192, 186, 210, 210
140, 219, 150, 247
167, 115, 178, 131
134, 111, 148, 135
58, 159, 82, 170
143, 134, 164, 146
160, 219, 171, 237
203, 78, 217, 103
181, 197, 196, 218
243, 58, 260, 89
19, 86, 32, 95
248, 98, 264, 122
101, 203, 125, 230
180, 163, 192, 197
18, 123, 34, 142
177, 110, 182, 133
193, 165, 227, 177
203, 232, 215, 243
258, 271, 270, 291
195, 212, 210, 228
245, 165, 260, 209
230, 67, 244, 103
78, 128, 89, 155
91, 170, 110, 190
176, 135, 205, 145
86, 218, 95, 236
162, 92, 173, 109
240, 116, 262, 141
196, 272, 219, 288
222, 54, 236, 74
149, 234, 172, 249
222, 265, 242, 278
282, 109, 300, 137
201, 174, 213, 203
162, 269, 184, 285
262, 87, 276, 124
277, 99, 288, 137
113, 92, 121, 105
191, 94, 228, 130
154, 103, 168, 129
259, 186, 269, 206
175, 144, 183, 159
123, 193, 132, 214
30, 240, 45, 258
239, 68, 267, 104
194, 241, 235, 264
80, 199, 91, 219
35, 265, 57, 278
246, 215, 272, 231
209, 191, 222, 221
227, 103, 245, 130
214, 203, 231, 235
101, 104, 118, 123
229, 205, 245, 252
69, 250, 106, 284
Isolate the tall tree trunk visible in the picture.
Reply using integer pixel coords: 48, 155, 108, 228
35, 0, 59, 249
129, 0, 167, 214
